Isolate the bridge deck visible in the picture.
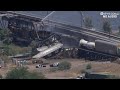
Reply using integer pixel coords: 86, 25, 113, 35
1, 11, 120, 43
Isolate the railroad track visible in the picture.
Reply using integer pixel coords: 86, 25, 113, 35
44, 20, 120, 41
78, 47, 119, 61
44, 22, 120, 43
1, 11, 120, 42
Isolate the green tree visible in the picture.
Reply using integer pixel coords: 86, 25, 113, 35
2, 45, 14, 56
0, 29, 5, 40
0, 29, 12, 45
1, 45, 10, 55
0, 29, 11, 40
5, 67, 45, 79
103, 21, 111, 34
84, 17, 93, 28
58, 61, 71, 71
3, 38, 12, 45
30, 40, 38, 55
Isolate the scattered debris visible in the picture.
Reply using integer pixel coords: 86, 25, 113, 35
50, 62, 60, 67
36, 64, 46, 68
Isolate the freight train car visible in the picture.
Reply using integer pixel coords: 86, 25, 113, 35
79, 39, 95, 49
95, 40, 120, 56
79, 39, 120, 57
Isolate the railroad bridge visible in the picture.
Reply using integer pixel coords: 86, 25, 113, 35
0, 11, 120, 60
0, 11, 120, 48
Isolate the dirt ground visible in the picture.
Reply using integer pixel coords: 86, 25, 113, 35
1, 58, 120, 79
27, 59, 120, 79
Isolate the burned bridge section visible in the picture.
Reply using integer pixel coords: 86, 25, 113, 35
0, 11, 81, 48
0, 14, 52, 46
6, 16, 38, 45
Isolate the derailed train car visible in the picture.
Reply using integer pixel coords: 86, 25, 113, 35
95, 40, 120, 56
79, 39, 120, 57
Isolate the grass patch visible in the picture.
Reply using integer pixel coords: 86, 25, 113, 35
5, 67, 46, 79
2, 43, 32, 56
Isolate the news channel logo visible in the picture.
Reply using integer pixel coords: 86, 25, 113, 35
100, 12, 119, 18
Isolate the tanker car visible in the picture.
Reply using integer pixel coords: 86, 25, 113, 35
79, 39, 120, 57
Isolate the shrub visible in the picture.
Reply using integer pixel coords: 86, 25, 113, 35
30, 40, 38, 56
86, 64, 92, 69
58, 61, 71, 71
5, 67, 45, 79
103, 21, 111, 34
84, 17, 93, 28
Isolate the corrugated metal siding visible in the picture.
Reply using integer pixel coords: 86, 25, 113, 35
95, 40, 118, 55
